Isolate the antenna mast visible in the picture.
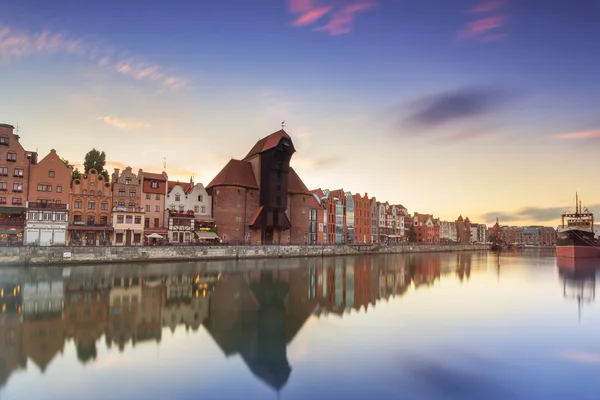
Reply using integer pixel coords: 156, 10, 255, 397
576, 192, 579, 214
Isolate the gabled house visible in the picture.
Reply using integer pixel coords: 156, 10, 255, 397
166, 179, 216, 243
413, 213, 441, 244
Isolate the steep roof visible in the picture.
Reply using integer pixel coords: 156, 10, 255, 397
168, 180, 192, 193
206, 159, 258, 190
287, 167, 311, 195
244, 129, 291, 160
141, 171, 167, 181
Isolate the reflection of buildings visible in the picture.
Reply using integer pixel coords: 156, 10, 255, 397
557, 259, 598, 321
203, 268, 315, 392
161, 274, 217, 332
0, 280, 24, 386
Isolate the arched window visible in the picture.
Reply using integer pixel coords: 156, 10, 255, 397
90, 190, 95, 196
88, 201, 96, 210
82, 189, 87, 195
98, 190, 103, 197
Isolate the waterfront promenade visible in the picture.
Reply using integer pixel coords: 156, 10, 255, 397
0, 243, 489, 266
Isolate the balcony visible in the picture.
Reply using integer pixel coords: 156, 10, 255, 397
71, 221, 110, 227
0, 218, 25, 227
113, 206, 145, 213
28, 202, 68, 210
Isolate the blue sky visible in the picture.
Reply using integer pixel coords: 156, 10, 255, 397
1, 0, 599, 225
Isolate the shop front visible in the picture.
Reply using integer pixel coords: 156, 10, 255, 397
68, 225, 113, 246
0, 206, 26, 245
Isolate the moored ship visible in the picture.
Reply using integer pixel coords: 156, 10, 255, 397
557, 193, 600, 258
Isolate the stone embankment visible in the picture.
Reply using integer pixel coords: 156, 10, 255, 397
0, 244, 489, 266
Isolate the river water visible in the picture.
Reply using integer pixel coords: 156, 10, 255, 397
0, 250, 599, 399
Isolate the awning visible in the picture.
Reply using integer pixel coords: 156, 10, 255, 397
0, 229, 23, 235
194, 231, 220, 240
68, 226, 113, 231
0, 207, 26, 215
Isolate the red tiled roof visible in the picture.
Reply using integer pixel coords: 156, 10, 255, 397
308, 195, 321, 209
287, 167, 311, 195
142, 171, 167, 181
244, 129, 291, 160
206, 159, 258, 190
248, 206, 264, 227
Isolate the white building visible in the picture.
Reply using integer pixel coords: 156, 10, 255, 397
166, 180, 216, 243
470, 223, 488, 243
439, 221, 457, 242
24, 203, 69, 245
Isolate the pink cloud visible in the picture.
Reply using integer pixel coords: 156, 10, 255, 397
0, 24, 187, 88
313, 2, 376, 35
553, 130, 600, 140
292, 6, 332, 26
287, 0, 376, 35
469, 0, 507, 14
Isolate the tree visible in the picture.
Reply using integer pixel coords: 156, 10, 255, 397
407, 225, 417, 243
61, 158, 81, 181
83, 149, 109, 181
488, 233, 499, 243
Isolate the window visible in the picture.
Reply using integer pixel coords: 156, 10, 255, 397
125, 177, 132, 184
145, 205, 150, 212
7, 152, 16, 162
135, 216, 141, 224
119, 189, 125, 197
100, 216, 108, 225
235, 216, 241, 223
134, 233, 141, 243
13, 183, 22, 192
194, 206, 199, 212
74, 201, 82, 209
201, 205, 206, 213
154, 218, 159, 227
117, 215, 124, 224
74, 215, 82, 223
155, 205, 160, 212
0, 137, 8, 145
129, 202, 136, 209
56, 185, 62, 193
0, 182, 6, 191
88, 201, 95, 210
175, 194, 181, 202
56, 213, 66, 221
98, 190, 102, 197
198, 195, 203, 202
179, 205, 184, 211
28, 212, 39, 220
155, 194, 160, 200
82, 189, 87, 195
101, 202, 108, 210
126, 216, 133, 224
43, 212, 53, 221
0, 167, 6, 176
118, 202, 125, 208
48, 170, 55, 178
129, 190, 136, 197
90, 190, 94, 196
0, 197, 6, 204
116, 233, 124, 243
13, 168, 23, 177
145, 193, 150, 199
37, 184, 52, 192
145, 218, 150, 227
12, 197, 22, 205
150, 180, 158, 189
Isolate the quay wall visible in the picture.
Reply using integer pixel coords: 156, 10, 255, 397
0, 244, 490, 266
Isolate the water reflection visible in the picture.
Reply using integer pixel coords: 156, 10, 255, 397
3, 250, 598, 399
557, 258, 600, 321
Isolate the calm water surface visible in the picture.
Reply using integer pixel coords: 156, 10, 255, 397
1, 250, 599, 400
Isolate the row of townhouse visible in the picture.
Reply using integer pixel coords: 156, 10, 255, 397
0, 123, 217, 246
488, 219, 556, 246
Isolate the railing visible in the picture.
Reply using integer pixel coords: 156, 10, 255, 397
71, 222, 110, 227
28, 202, 68, 210
0, 218, 25, 226
112, 207, 145, 213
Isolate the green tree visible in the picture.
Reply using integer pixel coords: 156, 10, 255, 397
488, 233, 499, 243
83, 149, 109, 181
61, 158, 81, 181
407, 225, 417, 243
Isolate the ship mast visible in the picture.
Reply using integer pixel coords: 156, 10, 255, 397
576, 192, 579, 214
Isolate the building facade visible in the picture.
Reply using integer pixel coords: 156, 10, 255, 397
166, 180, 217, 242
69, 169, 112, 245
439, 221, 457, 243
455, 215, 472, 245
469, 223, 488, 243
413, 213, 441, 244
139, 171, 168, 239
111, 205, 145, 246
206, 130, 312, 245
353, 193, 371, 244
25, 149, 71, 245
0, 123, 37, 244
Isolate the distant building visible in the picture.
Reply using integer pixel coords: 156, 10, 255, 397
439, 221, 457, 243
455, 215, 472, 245
308, 190, 327, 245
25, 149, 71, 245
413, 213, 441, 244
469, 223, 488, 243
111, 167, 144, 246
370, 197, 380, 243
166, 179, 216, 243
139, 170, 168, 239
353, 193, 371, 243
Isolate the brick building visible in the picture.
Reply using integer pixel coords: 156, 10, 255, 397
317, 189, 346, 244
25, 149, 71, 245
206, 129, 312, 244
0, 123, 37, 244
69, 168, 113, 245
308, 192, 327, 245
353, 193, 371, 243
455, 215, 472, 244
111, 167, 144, 246
412, 213, 441, 244
139, 171, 168, 239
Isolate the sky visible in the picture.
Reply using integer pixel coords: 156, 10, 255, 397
1, 0, 599, 227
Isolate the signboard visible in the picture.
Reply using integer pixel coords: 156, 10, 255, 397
63, 252, 72, 259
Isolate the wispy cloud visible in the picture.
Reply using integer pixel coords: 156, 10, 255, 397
96, 116, 151, 131
287, 0, 376, 35
553, 130, 600, 140
559, 351, 600, 365
462, 0, 509, 41
0, 24, 187, 88
481, 203, 600, 224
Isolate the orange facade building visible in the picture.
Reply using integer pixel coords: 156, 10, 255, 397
413, 213, 441, 244
69, 168, 113, 245
25, 149, 71, 245
140, 171, 168, 238
353, 193, 372, 243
